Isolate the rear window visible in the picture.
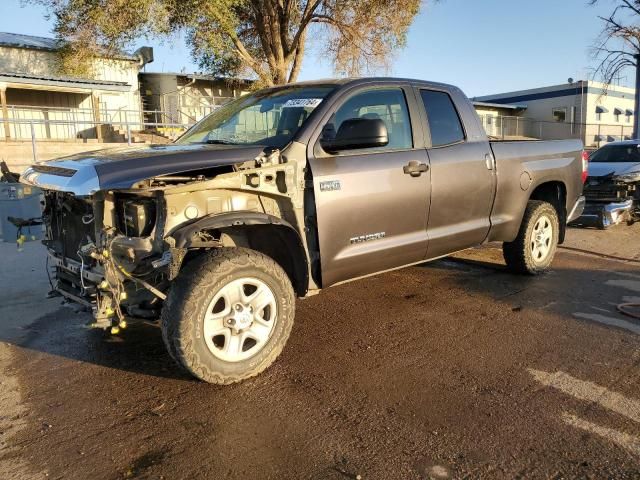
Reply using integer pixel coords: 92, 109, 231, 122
590, 144, 640, 163
420, 90, 465, 147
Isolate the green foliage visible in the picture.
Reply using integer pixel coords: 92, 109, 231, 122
28, 0, 422, 85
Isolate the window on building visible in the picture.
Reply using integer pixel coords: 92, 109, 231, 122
552, 108, 567, 123
420, 90, 465, 147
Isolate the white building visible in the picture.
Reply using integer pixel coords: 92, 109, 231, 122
475, 80, 636, 147
0, 32, 151, 141
139, 72, 250, 132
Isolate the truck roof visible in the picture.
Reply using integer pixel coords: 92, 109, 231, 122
267, 77, 460, 92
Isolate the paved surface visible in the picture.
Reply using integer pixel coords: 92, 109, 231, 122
0, 226, 639, 479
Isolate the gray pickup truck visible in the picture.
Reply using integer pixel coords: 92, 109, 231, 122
21, 78, 586, 384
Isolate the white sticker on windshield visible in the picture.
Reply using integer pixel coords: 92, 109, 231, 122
283, 98, 323, 109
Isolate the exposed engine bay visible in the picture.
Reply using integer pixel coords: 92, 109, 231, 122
43, 189, 169, 330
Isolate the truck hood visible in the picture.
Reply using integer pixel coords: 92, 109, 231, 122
588, 161, 640, 178
20, 143, 265, 195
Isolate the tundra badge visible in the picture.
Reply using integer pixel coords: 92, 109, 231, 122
350, 232, 386, 244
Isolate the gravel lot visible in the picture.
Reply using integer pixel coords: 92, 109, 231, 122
0, 225, 639, 479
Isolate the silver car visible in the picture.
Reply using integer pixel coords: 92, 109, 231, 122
577, 141, 640, 229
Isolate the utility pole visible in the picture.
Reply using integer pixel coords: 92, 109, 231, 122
634, 54, 640, 139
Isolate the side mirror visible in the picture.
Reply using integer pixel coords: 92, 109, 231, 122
321, 118, 389, 153
259, 100, 275, 113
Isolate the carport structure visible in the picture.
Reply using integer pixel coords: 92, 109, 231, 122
0, 72, 131, 141
0, 31, 150, 142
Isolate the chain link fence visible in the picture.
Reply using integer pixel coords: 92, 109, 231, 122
2, 106, 635, 165
478, 114, 634, 148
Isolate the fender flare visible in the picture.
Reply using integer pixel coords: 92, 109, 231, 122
168, 211, 309, 295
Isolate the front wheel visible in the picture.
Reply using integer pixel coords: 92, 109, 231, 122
503, 200, 560, 275
161, 248, 296, 384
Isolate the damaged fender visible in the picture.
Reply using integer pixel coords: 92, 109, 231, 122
169, 211, 309, 296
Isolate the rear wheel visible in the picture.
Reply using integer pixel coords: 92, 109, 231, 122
161, 248, 295, 384
503, 200, 560, 275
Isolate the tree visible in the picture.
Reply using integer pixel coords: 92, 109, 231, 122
590, 0, 640, 137
29, 0, 422, 87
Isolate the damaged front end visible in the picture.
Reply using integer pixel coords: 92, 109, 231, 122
573, 173, 640, 229
22, 142, 308, 333
42, 189, 172, 331
20, 85, 335, 333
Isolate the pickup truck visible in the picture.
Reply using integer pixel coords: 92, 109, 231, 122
20, 78, 586, 384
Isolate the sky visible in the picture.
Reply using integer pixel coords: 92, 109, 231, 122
0, 0, 630, 97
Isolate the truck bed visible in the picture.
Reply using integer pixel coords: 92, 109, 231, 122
486, 139, 584, 242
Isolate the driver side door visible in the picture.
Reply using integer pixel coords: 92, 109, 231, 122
307, 86, 431, 287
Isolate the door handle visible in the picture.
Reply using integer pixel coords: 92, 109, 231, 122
485, 153, 494, 170
403, 161, 429, 177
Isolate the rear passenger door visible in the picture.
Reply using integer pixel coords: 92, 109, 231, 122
308, 85, 431, 287
417, 88, 496, 258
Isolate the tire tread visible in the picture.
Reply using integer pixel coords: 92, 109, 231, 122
503, 200, 559, 275
161, 248, 295, 384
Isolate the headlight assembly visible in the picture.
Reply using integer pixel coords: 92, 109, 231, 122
614, 171, 640, 183
116, 197, 157, 237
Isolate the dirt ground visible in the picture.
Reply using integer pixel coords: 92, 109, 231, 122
0, 224, 639, 479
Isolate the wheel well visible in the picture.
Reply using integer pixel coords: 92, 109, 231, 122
170, 212, 310, 297
529, 181, 567, 243
216, 225, 309, 297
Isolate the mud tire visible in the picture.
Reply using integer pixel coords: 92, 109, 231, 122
503, 200, 560, 275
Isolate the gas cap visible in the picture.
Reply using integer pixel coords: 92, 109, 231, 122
519, 172, 532, 191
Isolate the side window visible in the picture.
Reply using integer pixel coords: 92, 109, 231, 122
420, 90, 465, 147
553, 107, 567, 123
330, 88, 413, 150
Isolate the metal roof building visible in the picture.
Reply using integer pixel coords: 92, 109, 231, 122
0, 32, 151, 141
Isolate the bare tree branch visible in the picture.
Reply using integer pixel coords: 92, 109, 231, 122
590, 0, 640, 87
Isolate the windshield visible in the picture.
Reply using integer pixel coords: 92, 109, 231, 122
176, 85, 336, 148
590, 144, 640, 163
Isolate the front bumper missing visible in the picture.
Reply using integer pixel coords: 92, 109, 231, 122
571, 199, 634, 228
49, 252, 104, 284
49, 243, 170, 326
48, 252, 102, 307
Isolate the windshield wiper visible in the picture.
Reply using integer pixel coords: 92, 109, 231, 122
204, 139, 238, 145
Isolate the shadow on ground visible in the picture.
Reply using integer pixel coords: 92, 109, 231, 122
2, 248, 639, 384
6, 309, 194, 381
3, 247, 640, 479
